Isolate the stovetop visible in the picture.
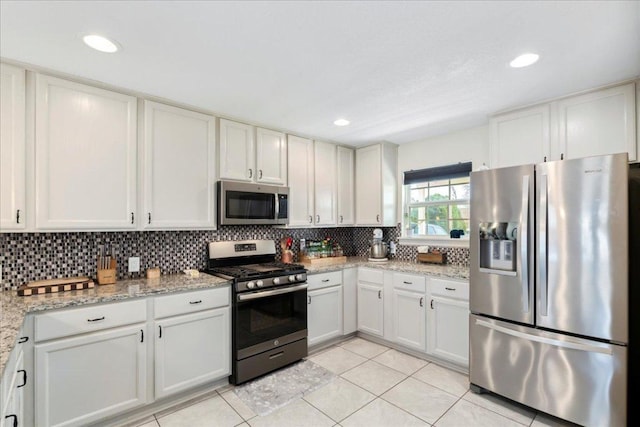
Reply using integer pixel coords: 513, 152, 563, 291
207, 262, 305, 279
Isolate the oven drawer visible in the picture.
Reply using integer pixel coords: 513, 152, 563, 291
307, 271, 342, 291
235, 338, 308, 385
154, 287, 230, 319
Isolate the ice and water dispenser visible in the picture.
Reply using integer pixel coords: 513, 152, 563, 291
478, 222, 517, 273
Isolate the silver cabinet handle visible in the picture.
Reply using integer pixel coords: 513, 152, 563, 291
419, 297, 424, 307
520, 174, 530, 313
248, 168, 253, 178
259, 169, 263, 179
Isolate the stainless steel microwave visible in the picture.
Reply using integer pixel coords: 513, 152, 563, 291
217, 180, 289, 225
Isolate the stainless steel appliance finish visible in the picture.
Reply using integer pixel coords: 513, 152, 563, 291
369, 241, 388, 259
204, 239, 308, 385
217, 180, 289, 225
469, 153, 630, 427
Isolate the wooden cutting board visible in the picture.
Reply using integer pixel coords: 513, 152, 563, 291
18, 276, 95, 296
26, 276, 91, 288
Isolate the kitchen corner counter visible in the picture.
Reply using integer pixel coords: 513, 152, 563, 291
0, 273, 230, 377
303, 256, 469, 280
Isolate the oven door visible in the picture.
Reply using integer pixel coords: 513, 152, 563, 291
234, 283, 308, 359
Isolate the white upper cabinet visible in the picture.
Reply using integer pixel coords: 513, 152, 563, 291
142, 101, 216, 229
490, 105, 550, 168
218, 119, 254, 182
34, 74, 137, 230
490, 82, 637, 167
287, 135, 314, 226
256, 127, 287, 185
0, 63, 26, 231
313, 141, 337, 226
336, 146, 355, 226
219, 119, 287, 185
554, 82, 636, 162
355, 143, 397, 226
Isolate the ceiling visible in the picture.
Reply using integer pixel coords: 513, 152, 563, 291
1, 1, 639, 147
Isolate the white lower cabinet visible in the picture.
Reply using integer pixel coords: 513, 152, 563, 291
391, 273, 427, 352
427, 278, 470, 367
1, 351, 24, 427
342, 268, 357, 335
154, 307, 230, 399
35, 324, 147, 427
308, 286, 343, 346
307, 271, 343, 346
357, 268, 384, 337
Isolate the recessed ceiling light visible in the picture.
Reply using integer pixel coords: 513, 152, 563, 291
82, 34, 120, 53
334, 119, 350, 126
510, 53, 539, 68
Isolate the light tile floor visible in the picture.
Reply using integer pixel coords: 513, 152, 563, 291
133, 337, 579, 427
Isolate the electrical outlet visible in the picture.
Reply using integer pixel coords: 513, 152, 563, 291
389, 241, 396, 255
128, 257, 140, 273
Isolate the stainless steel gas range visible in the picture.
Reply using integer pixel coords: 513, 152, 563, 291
203, 240, 308, 385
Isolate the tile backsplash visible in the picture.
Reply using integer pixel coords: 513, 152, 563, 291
0, 225, 469, 290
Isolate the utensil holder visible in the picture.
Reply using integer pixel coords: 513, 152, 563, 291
97, 257, 117, 285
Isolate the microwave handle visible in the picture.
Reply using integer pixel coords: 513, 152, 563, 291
274, 193, 280, 220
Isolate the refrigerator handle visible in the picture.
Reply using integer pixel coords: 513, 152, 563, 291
539, 174, 548, 316
474, 319, 613, 355
519, 175, 530, 313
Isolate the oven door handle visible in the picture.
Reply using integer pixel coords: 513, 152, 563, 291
237, 283, 308, 301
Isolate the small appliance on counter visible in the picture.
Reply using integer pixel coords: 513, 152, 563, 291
368, 228, 388, 262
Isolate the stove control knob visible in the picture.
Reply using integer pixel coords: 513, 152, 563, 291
246, 281, 256, 289
288, 275, 296, 282
272, 277, 281, 285
256, 280, 264, 288
295, 274, 304, 281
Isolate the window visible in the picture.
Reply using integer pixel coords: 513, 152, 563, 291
403, 163, 471, 238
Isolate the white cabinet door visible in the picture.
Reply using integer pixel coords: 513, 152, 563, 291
287, 135, 314, 226
155, 307, 230, 399
392, 289, 426, 352
308, 286, 343, 346
256, 127, 287, 185
357, 282, 383, 337
555, 83, 637, 162
356, 144, 381, 225
427, 297, 469, 366
342, 268, 357, 335
142, 101, 216, 229
1, 351, 24, 427
336, 146, 355, 226
219, 119, 254, 182
34, 74, 137, 230
0, 63, 26, 231
35, 325, 147, 427
313, 141, 337, 226
490, 105, 550, 168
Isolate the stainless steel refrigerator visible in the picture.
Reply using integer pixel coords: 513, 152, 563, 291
469, 152, 629, 427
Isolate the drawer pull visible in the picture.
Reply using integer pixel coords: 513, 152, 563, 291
18, 336, 28, 344
378, 290, 382, 299
159, 325, 162, 339
269, 351, 284, 360
321, 279, 330, 282
431, 299, 434, 309
87, 316, 105, 322
403, 281, 413, 285
189, 300, 203, 305
420, 297, 424, 307
4, 415, 17, 427
140, 329, 144, 343
445, 287, 456, 291
308, 295, 311, 304
17, 370, 27, 388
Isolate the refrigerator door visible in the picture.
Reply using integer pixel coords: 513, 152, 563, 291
470, 164, 535, 325
536, 153, 628, 342
470, 314, 627, 427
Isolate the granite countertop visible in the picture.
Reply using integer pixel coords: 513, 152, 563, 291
303, 256, 470, 280
0, 273, 230, 377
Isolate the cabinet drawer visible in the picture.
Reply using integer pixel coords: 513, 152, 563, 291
430, 278, 469, 300
393, 273, 426, 293
307, 271, 342, 291
35, 299, 147, 342
358, 267, 384, 284
154, 287, 229, 319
